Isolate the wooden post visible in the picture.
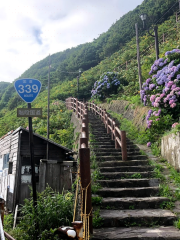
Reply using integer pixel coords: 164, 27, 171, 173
111, 119, 115, 140
115, 126, 119, 149
107, 115, 110, 134
121, 131, 127, 161
76, 98, 78, 116
79, 148, 92, 234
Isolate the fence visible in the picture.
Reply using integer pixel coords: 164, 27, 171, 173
88, 101, 127, 161
66, 97, 92, 238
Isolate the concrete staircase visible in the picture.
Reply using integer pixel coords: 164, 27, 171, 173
89, 112, 180, 240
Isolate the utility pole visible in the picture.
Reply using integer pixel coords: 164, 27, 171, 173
135, 23, 142, 91
47, 54, 50, 160
154, 26, 159, 60
28, 103, 37, 207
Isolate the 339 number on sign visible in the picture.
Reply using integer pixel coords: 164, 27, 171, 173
18, 84, 39, 94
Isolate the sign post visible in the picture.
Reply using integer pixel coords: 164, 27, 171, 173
14, 78, 42, 208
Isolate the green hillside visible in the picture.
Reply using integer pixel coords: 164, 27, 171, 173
0, 0, 180, 150
0, 0, 178, 110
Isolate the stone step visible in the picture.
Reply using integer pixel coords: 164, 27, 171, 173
95, 151, 141, 156
101, 172, 152, 179
92, 226, 180, 239
98, 209, 176, 228
99, 160, 150, 167
91, 144, 118, 149
99, 166, 153, 172
96, 187, 159, 198
100, 197, 169, 209
96, 155, 148, 161
96, 178, 159, 188
92, 145, 139, 151
92, 142, 140, 148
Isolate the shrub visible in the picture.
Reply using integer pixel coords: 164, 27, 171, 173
91, 72, 121, 99
13, 186, 74, 240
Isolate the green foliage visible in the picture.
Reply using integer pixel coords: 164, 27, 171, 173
130, 173, 142, 179
91, 196, 103, 205
93, 209, 103, 228
160, 200, 175, 210
159, 184, 172, 198
92, 169, 104, 181
175, 219, 180, 229
91, 72, 122, 100
15, 186, 73, 240
91, 183, 101, 194
3, 214, 14, 232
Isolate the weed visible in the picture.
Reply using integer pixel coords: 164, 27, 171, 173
92, 196, 103, 205
92, 169, 104, 181
159, 184, 173, 198
93, 209, 104, 228
130, 173, 142, 179
124, 103, 130, 110
129, 205, 135, 210
105, 205, 112, 210
151, 142, 161, 156
159, 158, 167, 163
91, 183, 102, 194
160, 200, 175, 210
175, 219, 180, 229
139, 150, 146, 155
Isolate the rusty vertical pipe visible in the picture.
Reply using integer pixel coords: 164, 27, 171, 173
79, 148, 92, 234
0, 199, 4, 225
121, 131, 127, 160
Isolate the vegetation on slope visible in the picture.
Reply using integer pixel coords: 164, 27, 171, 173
0, 0, 179, 111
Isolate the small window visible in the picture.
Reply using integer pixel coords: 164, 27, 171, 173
3, 153, 9, 169
8, 162, 13, 174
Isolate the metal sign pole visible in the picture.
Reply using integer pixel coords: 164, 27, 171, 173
28, 103, 37, 207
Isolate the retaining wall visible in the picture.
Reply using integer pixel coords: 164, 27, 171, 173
161, 133, 180, 171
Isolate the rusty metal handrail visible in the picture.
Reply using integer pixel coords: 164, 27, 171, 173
65, 97, 92, 235
88, 101, 127, 161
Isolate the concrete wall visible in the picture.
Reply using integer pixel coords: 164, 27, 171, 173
161, 132, 180, 171
100, 100, 150, 129
71, 112, 82, 151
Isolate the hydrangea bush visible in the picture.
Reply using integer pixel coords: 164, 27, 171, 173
91, 72, 120, 99
140, 49, 180, 147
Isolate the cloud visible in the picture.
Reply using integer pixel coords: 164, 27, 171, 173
0, 0, 143, 83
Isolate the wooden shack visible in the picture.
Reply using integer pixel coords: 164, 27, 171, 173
0, 127, 75, 212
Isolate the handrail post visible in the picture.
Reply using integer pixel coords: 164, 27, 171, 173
121, 131, 127, 161
111, 119, 115, 140
79, 147, 92, 234
115, 126, 120, 149
107, 114, 110, 134
76, 98, 78, 116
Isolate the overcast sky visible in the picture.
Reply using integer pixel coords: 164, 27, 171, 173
0, 0, 143, 83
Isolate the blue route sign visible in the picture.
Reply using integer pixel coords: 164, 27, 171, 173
14, 78, 42, 103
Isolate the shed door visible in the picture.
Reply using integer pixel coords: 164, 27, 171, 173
19, 156, 43, 205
